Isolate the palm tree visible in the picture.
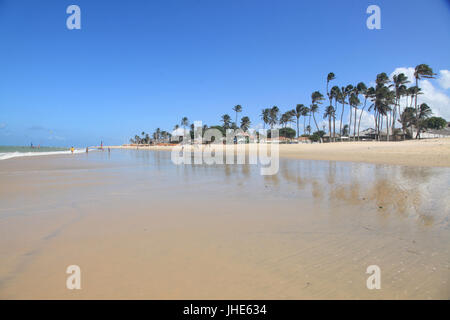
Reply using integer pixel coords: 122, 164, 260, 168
268, 106, 279, 129
398, 107, 415, 137
310, 104, 320, 133
294, 104, 305, 139
280, 110, 295, 128
349, 93, 361, 140
302, 106, 310, 135
279, 113, 288, 128
181, 117, 189, 131
339, 85, 353, 138
357, 85, 373, 141
415, 103, 432, 138
311, 91, 325, 138
240, 116, 251, 132
306, 125, 311, 136
323, 105, 334, 142
260, 108, 270, 129
153, 128, 161, 143
413, 64, 435, 137
221, 114, 231, 130
408, 86, 421, 108
330, 86, 341, 141
326, 73, 336, 141
173, 124, 179, 131
326, 72, 336, 98
369, 73, 392, 140
392, 73, 409, 134
342, 124, 349, 136
232, 105, 242, 125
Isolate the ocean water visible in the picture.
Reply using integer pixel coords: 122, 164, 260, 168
0, 146, 84, 160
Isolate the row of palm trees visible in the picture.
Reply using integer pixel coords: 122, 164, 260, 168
282, 63, 437, 142
130, 129, 171, 144
130, 64, 437, 144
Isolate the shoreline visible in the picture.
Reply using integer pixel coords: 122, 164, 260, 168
105, 138, 450, 168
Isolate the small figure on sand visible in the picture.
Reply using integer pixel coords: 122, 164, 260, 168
86, 147, 89, 153
71, 146, 74, 154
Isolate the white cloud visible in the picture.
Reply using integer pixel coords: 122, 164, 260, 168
171, 127, 189, 136
438, 70, 450, 90
390, 67, 450, 120
390, 67, 415, 84
358, 110, 375, 130
419, 80, 450, 119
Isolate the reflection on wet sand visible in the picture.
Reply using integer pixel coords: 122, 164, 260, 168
0, 150, 449, 299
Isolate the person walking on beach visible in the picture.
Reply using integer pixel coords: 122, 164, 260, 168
71, 146, 74, 154
86, 147, 89, 153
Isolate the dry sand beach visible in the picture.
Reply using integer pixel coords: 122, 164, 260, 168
111, 138, 450, 167
0, 139, 449, 299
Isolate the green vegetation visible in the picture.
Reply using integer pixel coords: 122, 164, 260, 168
129, 64, 442, 144
309, 130, 325, 142
424, 117, 447, 130
279, 127, 296, 139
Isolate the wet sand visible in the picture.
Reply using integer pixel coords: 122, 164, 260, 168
0, 150, 449, 299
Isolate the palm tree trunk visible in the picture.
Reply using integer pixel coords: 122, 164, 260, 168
349, 106, 353, 141
386, 115, 389, 142
414, 78, 418, 137
357, 98, 367, 141
328, 117, 331, 143
333, 115, 336, 142
391, 99, 397, 136
374, 110, 377, 140
312, 113, 322, 143
333, 100, 337, 142
380, 114, 384, 141
313, 113, 319, 132
376, 114, 380, 141
340, 103, 345, 138
296, 118, 299, 139
303, 116, 306, 135
353, 107, 357, 140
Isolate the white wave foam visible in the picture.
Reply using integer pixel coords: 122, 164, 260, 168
0, 149, 86, 161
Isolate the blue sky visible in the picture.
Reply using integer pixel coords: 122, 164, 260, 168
1, 0, 449, 146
